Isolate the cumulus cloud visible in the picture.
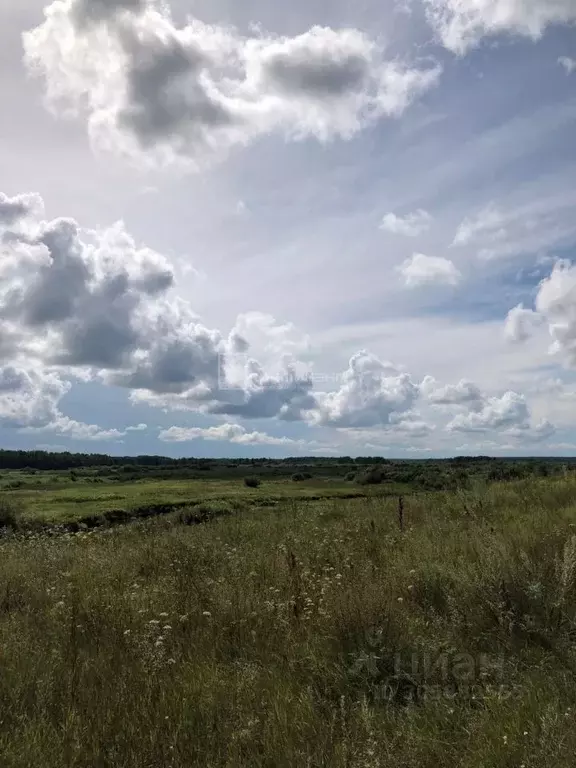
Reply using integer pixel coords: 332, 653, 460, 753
423, 375, 554, 441
559, 56, 576, 74
425, 0, 576, 54
23, 0, 440, 168
534, 261, 576, 366
424, 377, 484, 407
1, 189, 561, 450
313, 351, 419, 428
380, 209, 432, 237
25, 415, 127, 441
159, 423, 301, 446
504, 304, 543, 343
0, 364, 126, 440
0, 192, 44, 231
502, 262, 576, 369
398, 252, 461, 287
1, 213, 177, 372
0, 365, 69, 429
0, 189, 321, 424
445, 389, 555, 441
447, 391, 529, 432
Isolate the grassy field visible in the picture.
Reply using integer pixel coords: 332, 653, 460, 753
1, 474, 576, 766
0, 470, 405, 523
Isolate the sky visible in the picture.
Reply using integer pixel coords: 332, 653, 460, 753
1, 0, 576, 459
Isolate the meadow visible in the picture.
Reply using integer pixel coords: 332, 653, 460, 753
0, 457, 576, 767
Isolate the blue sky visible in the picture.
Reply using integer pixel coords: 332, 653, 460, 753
1, 0, 576, 458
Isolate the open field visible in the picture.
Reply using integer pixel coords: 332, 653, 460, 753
1, 472, 398, 524
1, 452, 572, 524
1, 470, 576, 766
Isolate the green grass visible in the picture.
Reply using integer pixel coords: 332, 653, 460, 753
1, 476, 576, 766
1, 473, 404, 523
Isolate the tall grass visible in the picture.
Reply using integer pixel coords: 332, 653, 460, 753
0, 477, 576, 766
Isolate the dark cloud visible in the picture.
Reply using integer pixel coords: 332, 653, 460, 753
24, 4, 439, 167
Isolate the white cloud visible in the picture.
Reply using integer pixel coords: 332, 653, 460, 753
453, 204, 504, 247
447, 390, 531, 432
0, 364, 126, 440
26, 415, 126, 441
422, 374, 555, 443
0, 188, 564, 452
559, 56, 576, 74
24, 0, 440, 169
0, 189, 319, 423
398, 252, 461, 287
312, 351, 419, 428
425, 0, 576, 54
504, 304, 543, 344
424, 377, 484, 407
0, 365, 69, 429
159, 423, 301, 446
380, 209, 432, 237
503, 261, 576, 372
452, 196, 576, 261
0, 192, 44, 230
534, 261, 576, 366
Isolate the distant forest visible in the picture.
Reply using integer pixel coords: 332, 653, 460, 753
1, 449, 575, 478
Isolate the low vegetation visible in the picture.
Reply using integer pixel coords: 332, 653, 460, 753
0, 458, 575, 766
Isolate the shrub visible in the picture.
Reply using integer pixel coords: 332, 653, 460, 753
356, 466, 385, 485
0, 498, 23, 530
178, 501, 238, 525
292, 472, 312, 482
345, 472, 357, 482
244, 476, 261, 489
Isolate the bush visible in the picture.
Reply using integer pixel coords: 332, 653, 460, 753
292, 472, 312, 482
244, 476, 261, 489
356, 466, 386, 485
345, 472, 357, 482
0, 498, 23, 529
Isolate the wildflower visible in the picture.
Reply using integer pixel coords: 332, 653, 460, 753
155, 639, 164, 647
163, 625, 172, 631
523, 731, 528, 736
123, 629, 131, 636
202, 611, 212, 617
159, 612, 169, 618
167, 658, 176, 665
397, 597, 404, 603
148, 619, 160, 626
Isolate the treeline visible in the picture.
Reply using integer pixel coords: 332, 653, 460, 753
1, 449, 574, 479
0, 450, 389, 472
